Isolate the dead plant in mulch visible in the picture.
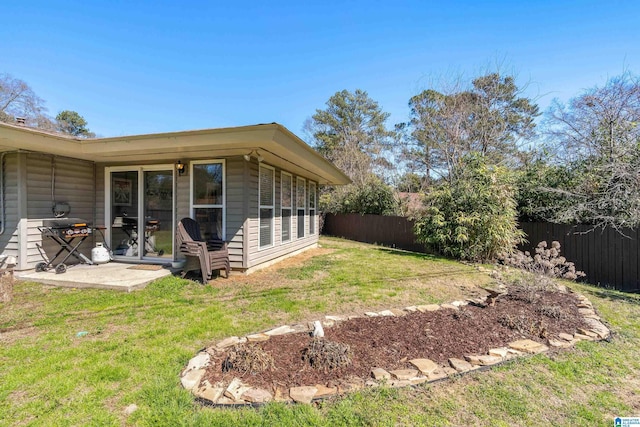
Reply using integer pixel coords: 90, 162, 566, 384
453, 308, 474, 320
537, 305, 567, 320
301, 338, 353, 372
509, 285, 540, 304
498, 314, 548, 338
492, 269, 559, 305
222, 344, 275, 376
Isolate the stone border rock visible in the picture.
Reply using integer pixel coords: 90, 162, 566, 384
180, 288, 610, 407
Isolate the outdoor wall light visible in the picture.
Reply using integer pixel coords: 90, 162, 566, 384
175, 160, 185, 175
243, 150, 264, 163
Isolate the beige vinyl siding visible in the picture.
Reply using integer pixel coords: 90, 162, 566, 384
1, 153, 20, 261
225, 158, 244, 268
25, 154, 95, 269
95, 165, 106, 228
247, 161, 318, 269
246, 160, 259, 261
176, 167, 190, 222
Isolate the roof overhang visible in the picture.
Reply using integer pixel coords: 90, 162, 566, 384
0, 122, 350, 185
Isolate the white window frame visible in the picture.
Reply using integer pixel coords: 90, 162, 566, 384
309, 181, 317, 235
190, 160, 226, 239
296, 176, 306, 239
281, 171, 293, 243
259, 164, 275, 249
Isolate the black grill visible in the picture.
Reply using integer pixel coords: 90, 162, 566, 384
37, 218, 94, 273
42, 218, 92, 239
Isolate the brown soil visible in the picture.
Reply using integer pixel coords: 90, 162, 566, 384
203, 287, 589, 391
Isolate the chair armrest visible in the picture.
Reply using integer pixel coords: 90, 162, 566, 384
179, 241, 208, 255
206, 239, 228, 251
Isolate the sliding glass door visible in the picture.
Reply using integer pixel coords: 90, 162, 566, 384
143, 170, 173, 259
108, 166, 174, 261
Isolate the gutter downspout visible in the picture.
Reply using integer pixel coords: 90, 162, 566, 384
0, 151, 15, 235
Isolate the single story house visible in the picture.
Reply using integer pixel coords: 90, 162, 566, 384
0, 121, 350, 274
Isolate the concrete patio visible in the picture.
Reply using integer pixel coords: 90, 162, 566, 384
17, 262, 173, 292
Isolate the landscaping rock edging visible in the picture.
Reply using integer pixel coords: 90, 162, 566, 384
180, 290, 610, 407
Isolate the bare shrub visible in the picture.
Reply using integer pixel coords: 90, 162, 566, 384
499, 241, 585, 280
537, 305, 567, 320
510, 286, 539, 304
302, 338, 353, 372
501, 274, 549, 302
498, 314, 547, 338
222, 344, 275, 375
453, 308, 474, 320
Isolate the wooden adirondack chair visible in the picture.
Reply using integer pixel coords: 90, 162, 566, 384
176, 217, 230, 282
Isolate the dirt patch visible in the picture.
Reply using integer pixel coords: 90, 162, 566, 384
0, 273, 14, 303
0, 326, 40, 345
227, 247, 335, 284
221, 247, 336, 294
203, 288, 589, 391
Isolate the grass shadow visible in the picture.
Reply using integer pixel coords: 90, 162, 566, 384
374, 247, 440, 261
579, 284, 640, 306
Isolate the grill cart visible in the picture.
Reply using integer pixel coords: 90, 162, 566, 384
112, 216, 163, 256
36, 218, 94, 274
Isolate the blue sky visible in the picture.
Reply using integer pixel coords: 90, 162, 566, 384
2, 1, 639, 138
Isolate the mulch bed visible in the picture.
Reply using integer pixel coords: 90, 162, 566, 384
203, 287, 588, 391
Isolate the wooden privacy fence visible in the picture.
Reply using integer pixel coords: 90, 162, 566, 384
322, 213, 426, 253
519, 222, 640, 293
322, 214, 640, 292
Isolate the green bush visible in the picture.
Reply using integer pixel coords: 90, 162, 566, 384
320, 175, 397, 215
414, 155, 524, 261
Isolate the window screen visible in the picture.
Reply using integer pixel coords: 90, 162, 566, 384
259, 166, 274, 248
309, 182, 316, 235
296, 177, 306, 239
281, 173, 292, 242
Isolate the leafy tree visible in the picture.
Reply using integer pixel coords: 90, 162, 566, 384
544, 73, 640, 231
306, 89, 394, 185
56, 110, 95, 137
414, 155, 524, 261
0, 73, 49, 127
396, 172, 425, 193
403, 73, 539, 185
307, 89, 398, 215
515, 156, 580, 222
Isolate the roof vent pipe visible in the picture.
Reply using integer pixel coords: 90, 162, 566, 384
15, 117, 26, 126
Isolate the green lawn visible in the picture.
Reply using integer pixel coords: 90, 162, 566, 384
1, 237, 638, 426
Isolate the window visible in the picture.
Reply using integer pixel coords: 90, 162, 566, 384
296, 177, 306, 239
191, 161, 225, 241
309, 182, 317, 235
281, 172, 292, 242
259, 165, 275, 248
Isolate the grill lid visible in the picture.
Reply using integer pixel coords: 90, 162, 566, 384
42, 218, 91, 228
